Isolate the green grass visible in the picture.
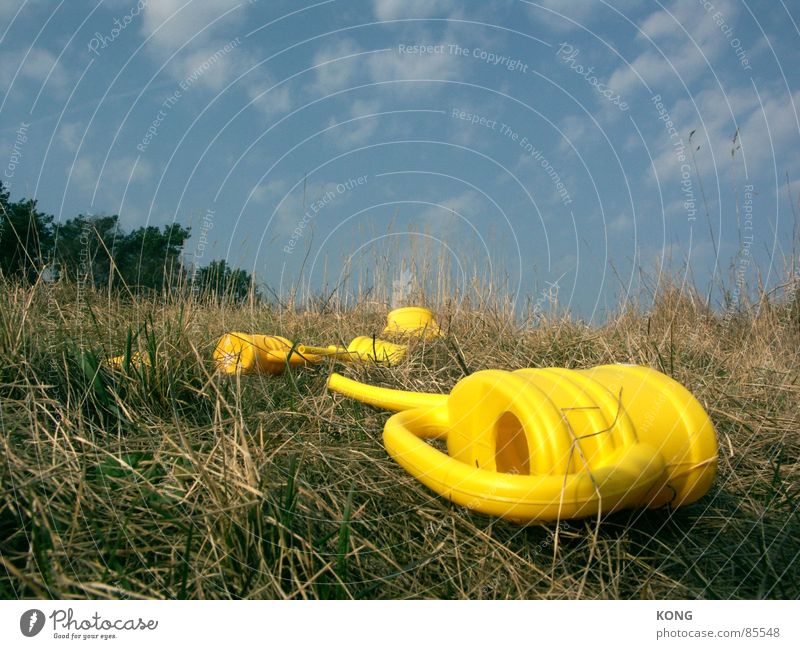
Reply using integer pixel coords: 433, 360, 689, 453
1, 278, 799, 599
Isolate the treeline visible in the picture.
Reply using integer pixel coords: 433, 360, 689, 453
0, 181, 256, 302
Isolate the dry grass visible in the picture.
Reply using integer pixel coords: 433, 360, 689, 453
1, 276, 799, 599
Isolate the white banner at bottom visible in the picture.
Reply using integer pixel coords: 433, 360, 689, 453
1, 600, 796, 648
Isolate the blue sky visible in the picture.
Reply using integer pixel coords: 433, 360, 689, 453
1, 0, 798, 320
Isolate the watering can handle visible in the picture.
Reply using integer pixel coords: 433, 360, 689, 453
383, 407, 668, 522
327, 373, 447, 412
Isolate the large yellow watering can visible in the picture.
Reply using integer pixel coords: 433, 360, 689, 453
327, 365, 717, 523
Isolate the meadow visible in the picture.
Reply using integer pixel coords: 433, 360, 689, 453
1, 271, 798, 599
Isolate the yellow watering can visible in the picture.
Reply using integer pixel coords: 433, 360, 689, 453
214, 333, 313, 375
213, 332, 406, 375
327, 365, 718, 523
210, 306, 437, 374
383, 306, 441, 339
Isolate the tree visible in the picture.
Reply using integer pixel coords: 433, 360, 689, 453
53, 217, 191, 293
113, 223, 190, 292
1, 182, 257, 303
193, 259, 255, 303
52, 214, 120, 286
0, 181, 54, 282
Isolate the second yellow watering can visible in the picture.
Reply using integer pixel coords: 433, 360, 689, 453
214, 332, 406, 375
328, 365, 717, 523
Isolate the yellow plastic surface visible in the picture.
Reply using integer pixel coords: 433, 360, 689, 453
297, 337, 406, 364
383, 306, 441, 339
295, 344, 349, 357
213, 332, 318, 375
106, 351, 149, 369
327, 365, 718, 523
215, 334, 407, 374
210, 304, 435, 374
344, 336, 407, 364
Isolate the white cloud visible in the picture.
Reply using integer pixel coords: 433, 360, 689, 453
310, 32, 465, 101
70, 155, 152, 207
608, 0, 737, 95
58, 121, 83, 151
367, 45, 464, 83
71, 156, 95, 191
372, 0, 457, 21
180, 45, 240, 92
140, 0, 246, 93
645, 82, 800, 186
0, 47, 66, 89
141, 0, 241, 51
246, 77, 292, 118
738, 88, 800, 169
0, 0, 26, 23
416, 190, 481, 236
251, 178, 289, 205
609, 212, 633, 233
105, 156, 152, 187
325, 99, 381, 148
532, 0, 639, 31
557, 115, 589, 153
311, 38, 366, 96
536, 0, 600, 23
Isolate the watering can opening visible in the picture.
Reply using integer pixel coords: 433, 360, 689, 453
494, 411, 531, 476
